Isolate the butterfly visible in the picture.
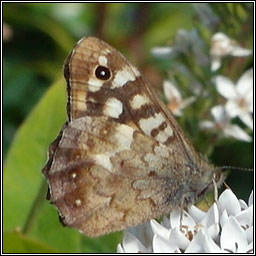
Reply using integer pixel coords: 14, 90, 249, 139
42, 37, 222, 237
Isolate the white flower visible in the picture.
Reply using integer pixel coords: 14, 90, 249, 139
210, 32, 252, 71
151, 46, 173, 58
215, 68, 253, 130
163, 80, 195, 116
117, 189, 253, 253
200, 105, 251, 142
117, 232, 148, 253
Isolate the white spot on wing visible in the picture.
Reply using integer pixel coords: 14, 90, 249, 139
139, 112, 166, 135
98, 56, 108, 66
88, 77, 104, 92
93, 154, 112, 171
115, 124, 135, 149
111, 66, 137, 88
155, 125, 173, 143
130, 94, 150, 110
165, 126, 173, 136
71, 173, 77, 179
75, 199, 82, 206
103, 97, 123, 118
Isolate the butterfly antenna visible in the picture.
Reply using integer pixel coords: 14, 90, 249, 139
220, 166, 253, 172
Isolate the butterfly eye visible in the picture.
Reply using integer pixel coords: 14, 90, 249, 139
95, 66, 111, 80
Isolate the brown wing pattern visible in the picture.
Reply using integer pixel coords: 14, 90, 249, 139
64, 37, 198, 160
42, 37, 217, 237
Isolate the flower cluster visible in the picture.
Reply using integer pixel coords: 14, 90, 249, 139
210, 32, 252, 71
200, 68, 253, 142
117, 189, 253, 253
163, 80, 195, 116
152, 30, 252, 142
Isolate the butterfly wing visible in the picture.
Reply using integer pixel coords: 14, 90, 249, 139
43, 116, 198, 237
64, 37, 198, 161
43, 37, 216, 237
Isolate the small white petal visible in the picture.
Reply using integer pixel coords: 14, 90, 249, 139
126, 221, 153, 249
199, 120, 215, 129
211, 55, 221, 71
221, 216, 248, 253
223, 124, 252, 142
163, 80, 181, 101
245, 226, 253, 244
188, 205, 206, 223
169, 227, 190, 250
210, 32, 232, 57
246, 241, 253, 253
151, 46, 173, 57
218, 189, 241, 216
179, 96, 196, 109
117, 244, 125, 253
235, 205, 253, 231
204, 234, 222, 253
238, 113, 253, 130
230, 46, 252, 57
225, 100, 242, 117
239, 199, 248, 210
207, 223, 220, 241
153, 234, 177, 253
200, 203, 219, 239
185, 229, 205, 253
211, 105, 229, 123
200, 203, 219, 228
211, 32, 230, 46
170, 208, 196, 229
248, 191, 253, 206
236, 68, 253, 96
220, 210, 229, 228
150, 219, 170, 240
122, 232, 147, 253
215, 76, 237, 99
246, 95, 253, 113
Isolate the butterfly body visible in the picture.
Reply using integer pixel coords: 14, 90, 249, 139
43, 37, 219, 237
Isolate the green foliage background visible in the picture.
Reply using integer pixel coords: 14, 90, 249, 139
3, 3, 253, 253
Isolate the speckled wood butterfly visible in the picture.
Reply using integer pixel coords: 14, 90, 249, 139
42, 37, 223, 237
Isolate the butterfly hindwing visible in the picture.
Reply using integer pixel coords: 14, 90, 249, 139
44, 116, 180, 236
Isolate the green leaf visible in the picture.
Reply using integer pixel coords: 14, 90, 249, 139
3, 231, 59, 253
3, 79, 66, 231
26, 194, 82, 253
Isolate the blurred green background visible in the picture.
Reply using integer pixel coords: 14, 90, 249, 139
3, 3, 253, 253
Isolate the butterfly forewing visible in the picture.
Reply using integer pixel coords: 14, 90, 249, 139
42, 37, 218, 237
